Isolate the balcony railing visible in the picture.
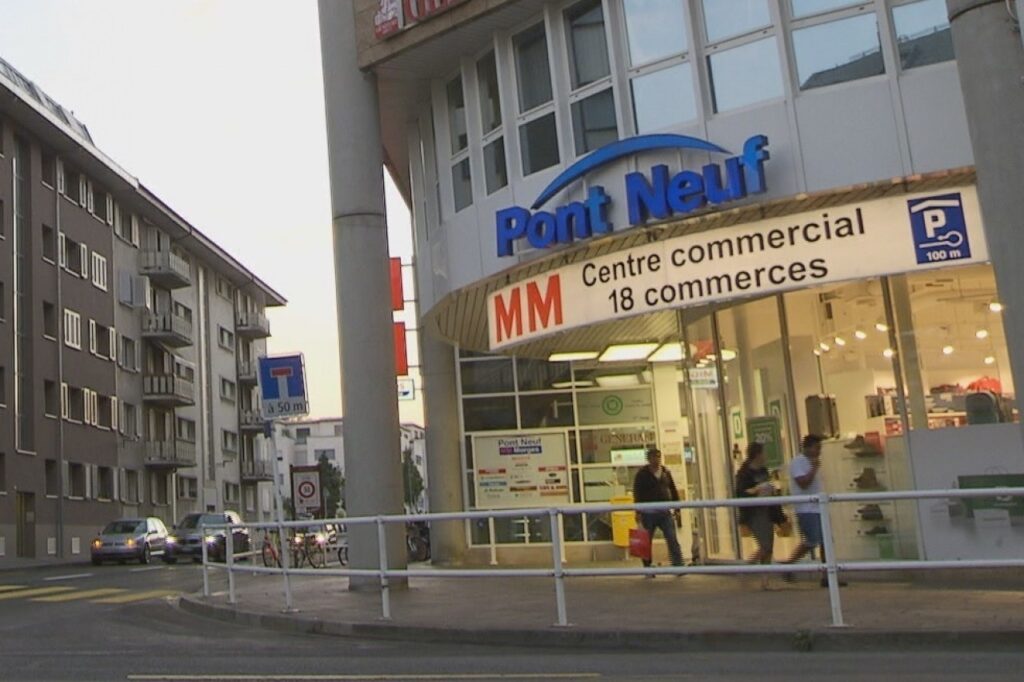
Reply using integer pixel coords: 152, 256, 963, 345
144, 440, 197, 469
143, 374, 195, 407
142, 312, 193, 348
237, 359, 259, 384
239, 410, 264, 432
240, 458, 273, 482
236, 310, 270, 338
139, 250, 191, 289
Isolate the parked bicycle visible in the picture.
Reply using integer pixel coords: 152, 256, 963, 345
260, 530, 306, 569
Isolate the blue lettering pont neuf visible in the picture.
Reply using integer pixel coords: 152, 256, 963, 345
495, 134, 770, 257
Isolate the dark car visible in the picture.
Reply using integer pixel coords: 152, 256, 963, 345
164, 511, 250, 563
91, 517, 169, 565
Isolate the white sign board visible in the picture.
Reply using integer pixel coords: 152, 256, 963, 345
489, 187, 986, 349
397, 377, 415, 401
474, 433, 570, 509
292, 469, 321, 515
688, 367, 719, 389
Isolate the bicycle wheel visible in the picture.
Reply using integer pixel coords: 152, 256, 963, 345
306, 538, 326, 569
261, 541, 278, 568
337, 544, 348, 566
289, 544, 306, 569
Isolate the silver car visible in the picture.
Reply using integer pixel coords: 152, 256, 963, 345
91, 517, 169, 565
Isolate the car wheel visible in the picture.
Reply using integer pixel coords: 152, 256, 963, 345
141, 545, 151, 565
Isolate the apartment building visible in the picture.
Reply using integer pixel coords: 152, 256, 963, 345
0, 56, 285, 563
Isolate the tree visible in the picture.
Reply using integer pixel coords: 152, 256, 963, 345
402, 448, 425, 512
317, 453, 345, 518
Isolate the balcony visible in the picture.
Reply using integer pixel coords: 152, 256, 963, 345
237, 359, 259, 385
143, 374, 195, 407
236, 310, 270, 339
142, 312, 193, 348
241, 458, 273, 482
139, 250, 191, 289
239, 410, 265, 432
144, 440, 197, 469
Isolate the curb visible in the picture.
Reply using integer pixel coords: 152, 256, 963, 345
178, 594, 1024, 653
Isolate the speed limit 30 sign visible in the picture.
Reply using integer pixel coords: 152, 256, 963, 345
291, 465, 322, 515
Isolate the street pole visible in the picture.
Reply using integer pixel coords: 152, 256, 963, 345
267, 421, 295, 611
945, 0, 1024, 446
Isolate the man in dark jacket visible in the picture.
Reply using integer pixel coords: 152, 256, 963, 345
632, 447, 684, 570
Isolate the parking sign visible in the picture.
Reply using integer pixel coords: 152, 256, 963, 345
909, 193, 971, 265
258, 354, 309, 419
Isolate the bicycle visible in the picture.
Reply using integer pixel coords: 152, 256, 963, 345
260, 530, 306, 569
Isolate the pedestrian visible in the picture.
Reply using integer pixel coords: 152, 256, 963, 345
735, 442, 778, 590
632, 447, 684, 576
781, 434, 846, 587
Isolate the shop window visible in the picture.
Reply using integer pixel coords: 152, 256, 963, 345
792, 12, 884, 91
477, 52, 502, 135
623, 0, 688, 66
707, 37, 784, 113
519, 392, 574, 428
451, 158, 473, 212
515, 357, 570, 391
790, 0, 858, 18
462, 396, 517, 431
483, 139, 508, 194
702, 0, 771, 43
892, 0, 954, 70
898, 265, 1015, 429
571, 88, 617, 155
460, 357, 515, 394
631, 62, 697, 134
578, 426, 656, 464
513, 23, 553, 112
518, 113, 559, 175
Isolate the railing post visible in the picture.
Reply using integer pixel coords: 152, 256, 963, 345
488, 516, 498, 566
279, 522, 296, 613
549, 509, 569, 627
377, 517, 392, 621
201, 524, 210, 598
226, 525, 236, 605
817, 493, 846, 627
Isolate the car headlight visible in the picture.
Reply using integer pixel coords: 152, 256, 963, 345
92, 539, 102, 549
204, 535, 217, 545
167, 536, 177, 545
126, 538, 136, 548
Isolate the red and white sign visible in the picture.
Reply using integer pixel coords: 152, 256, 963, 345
374, 0, 401, 39
375, 0, 467, 40
291, 466, 322, 516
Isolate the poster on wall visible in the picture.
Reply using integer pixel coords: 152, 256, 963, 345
747, 416, 784, 471
474, 433, 570, 509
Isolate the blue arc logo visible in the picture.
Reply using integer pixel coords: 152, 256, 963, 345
531, 134, 732, 210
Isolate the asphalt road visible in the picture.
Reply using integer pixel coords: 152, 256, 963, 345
1, 562, 1023, 681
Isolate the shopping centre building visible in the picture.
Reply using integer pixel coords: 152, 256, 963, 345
350, 0, 1022, 565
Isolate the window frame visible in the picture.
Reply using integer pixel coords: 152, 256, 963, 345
560, 0, 619, 157
786, 3, 886, 93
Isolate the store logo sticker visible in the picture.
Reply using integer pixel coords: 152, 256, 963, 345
602, 395, 624, 416
908, 193, 971, 265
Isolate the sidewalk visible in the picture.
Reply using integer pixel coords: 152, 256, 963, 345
180, 565, 1024, 652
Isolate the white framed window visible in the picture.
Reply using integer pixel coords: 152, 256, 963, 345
91, 252, 107, 291
221, 429, 239, 454
217, 326, 235, 351
891, 0, 954, 71
79, 242, 88, 278
478, 47, 509, 196
446, 72, 473, 212
220, 377, 237, 403
564, 0, 617, 155
63, 309, 81, 350
513, 21, 560, 175
703, 0, 784, 113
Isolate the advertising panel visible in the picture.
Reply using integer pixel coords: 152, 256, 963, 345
474, 433, 570, 509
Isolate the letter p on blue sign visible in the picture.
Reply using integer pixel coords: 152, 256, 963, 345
909, 193, 971, 265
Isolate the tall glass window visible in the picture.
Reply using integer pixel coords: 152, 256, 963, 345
702, 0, 771, 43
624, 0, 696, 133
892, 0, 954, 70
519, 113, 559, 175
623, 0, 688, 66
483, 139, 508, 194
631, 63, 697, 133
514, 23, 559, 175
447, 72, 473, 211
707, 37, 784, 113
790, 0, 858, 18
792, 12, 884, 90
451, 158, 473, 212
477, 51, 508, 194
571, 89, 617, 154
564, 0, 616, 156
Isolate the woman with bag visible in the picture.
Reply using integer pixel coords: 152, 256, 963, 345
735, 442, 780, 590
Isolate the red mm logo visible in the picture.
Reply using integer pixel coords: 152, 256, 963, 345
494, 274, 564, 344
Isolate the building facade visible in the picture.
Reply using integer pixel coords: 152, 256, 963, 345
0, 56, 285, 563
348, 0, 1022, 565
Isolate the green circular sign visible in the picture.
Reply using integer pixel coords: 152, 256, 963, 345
602, 395, 624, 416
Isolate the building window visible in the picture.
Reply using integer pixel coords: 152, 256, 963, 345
222, 429, 239, 454
0, 198, 4, 238
176, 417, 197, 443
91, 252, 108, 290
215, 276, 234, 301
451, 158, 473, 212
218, 326, 235, 351
63, 309, 81, 349
220, 378, 237, 403
89, 320, 115, 360
477, 51, 502, 135
41, 149, 56, 188
518, 113, 560, 176
791, 0, 859, 18
631, 63, 697, 134
571, 89, 617, 156
64, 167, 83, 204
702, 0, 771, 43
97, 467, 114, 500
44, 380, 58, 416
59, 233, 87, 278
42, 224, 56, 262
892, 0, 954, 70
707, 36, 784, 113
483, 138, 508, 195
151, 473, 169, 505
122, 469, 140, 503
179, 477, 198, 499
0, 365, 5, 406
119, 335, 139, 371
0, 452, 5, 492
792, 11, 884, 91
314, 448, 336, 461
446, 75, 468, 155
121, 401, 140, 439
97, 395, 115, 430
623, 0, 688, 66
63, 384, 85, 422
514, 22, 560, 175
45, 459, 59, 496
295, 427, 310, 445
0, 281, 4, 322
69, 463, 86, 498
565, 0, 616, 155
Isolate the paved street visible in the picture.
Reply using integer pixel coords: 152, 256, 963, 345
0, 563, 1022, 681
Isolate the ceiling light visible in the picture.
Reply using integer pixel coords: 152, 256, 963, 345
813, 349, 821, 357
819, 342, 831, 352
854, 330, 868, 340
882, 348, 895, 359
985, 356, 996, 366
720, 349, 738, 361
551, 380, 595, 389
549, 351, 598, 362
876, 323, 889, 332
943, 345, 955, 356
598, 343, 659, 362
990, 302, 1004, 313
834, 336, 847, 347
648, 343, 685, 363
595, 374, 641, 388
976, 329, 989, 340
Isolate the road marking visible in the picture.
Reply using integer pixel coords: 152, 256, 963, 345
32, 588, 127, 603
129, 566, 166, 573
0, 585, 27, 593
91, 589, 179, 604
124, 671, 602, 675
0, 586, 75, 601
42, 573, 93, 582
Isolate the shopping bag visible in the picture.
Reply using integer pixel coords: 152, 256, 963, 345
628, 527, 651, 560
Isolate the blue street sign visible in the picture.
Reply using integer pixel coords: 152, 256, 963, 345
258, 354, 309, 419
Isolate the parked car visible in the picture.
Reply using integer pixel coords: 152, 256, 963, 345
91, 517, 169, 565
164, 511, 250, 563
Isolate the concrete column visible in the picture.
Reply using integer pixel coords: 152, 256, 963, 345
946, 0, 1024, 447
420, 331, 467, 564
317, 1, 407, 585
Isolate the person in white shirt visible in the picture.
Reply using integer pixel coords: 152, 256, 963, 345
782, 434, 846, 587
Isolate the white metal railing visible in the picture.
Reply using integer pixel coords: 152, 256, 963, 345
199, 487, 1024, 628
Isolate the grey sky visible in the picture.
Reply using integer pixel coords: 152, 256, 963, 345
0, 0, 421, 422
